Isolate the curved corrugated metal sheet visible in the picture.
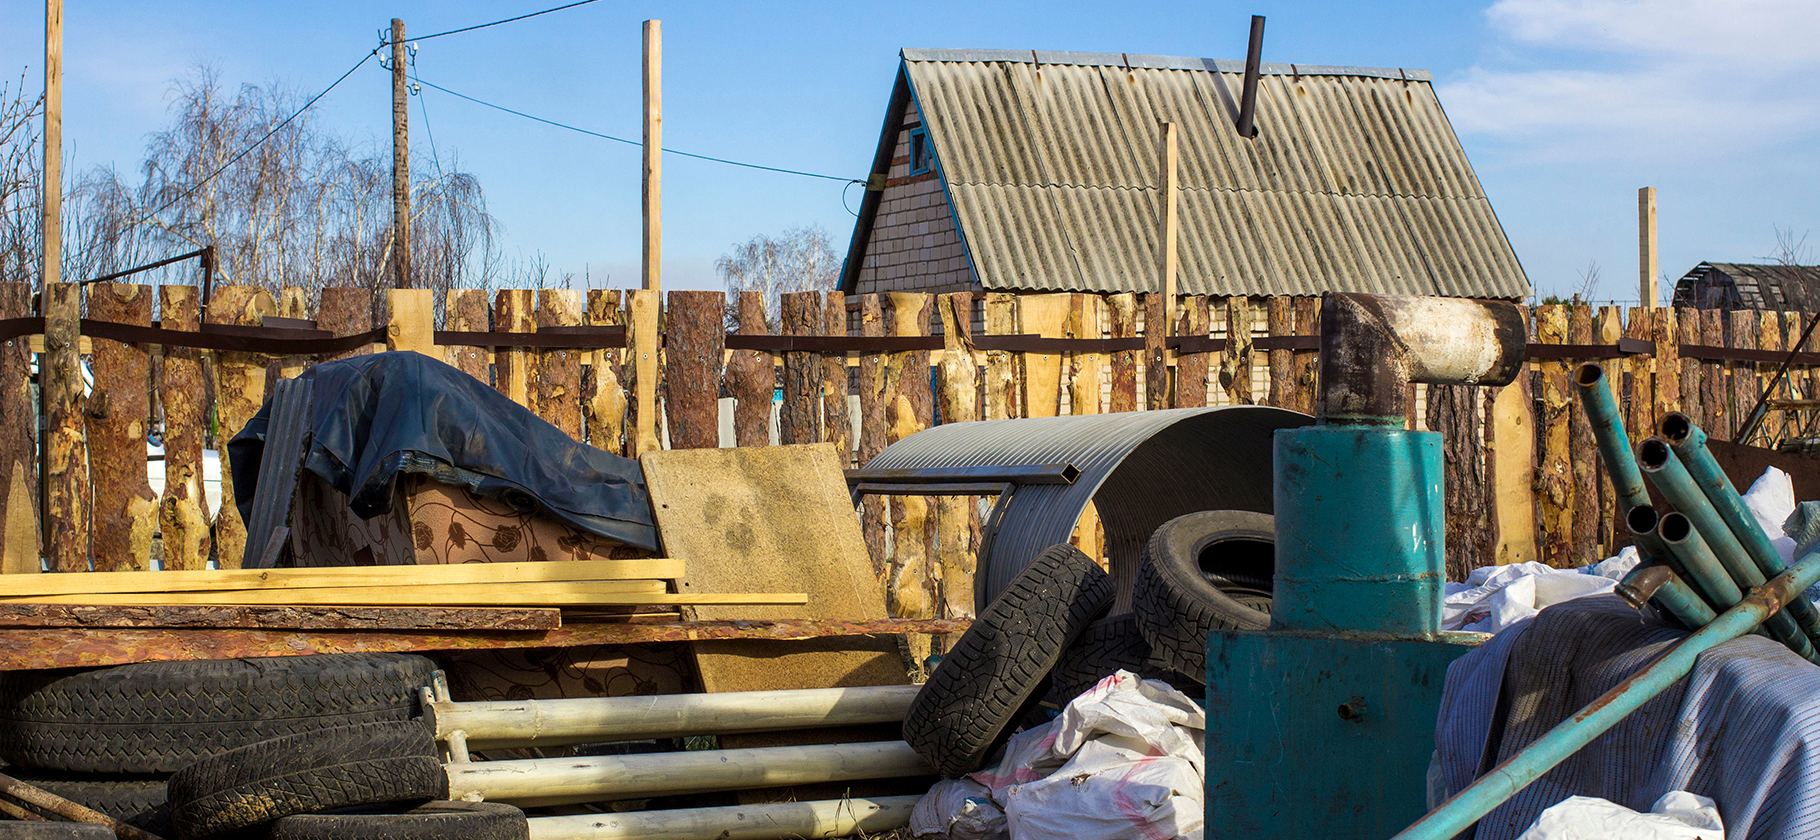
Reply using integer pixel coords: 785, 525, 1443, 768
863, 406, 1311, 609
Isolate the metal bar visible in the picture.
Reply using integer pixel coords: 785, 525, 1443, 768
843, 463, 1079, 486
79, 248, 208, 286
1235, 15, 1265, 137
525, 795, 921, 840
1392, 546, 1820, 840
1661, 412, 1820, 644
1615, 560, 1717, 630
852, 481, 1009, 498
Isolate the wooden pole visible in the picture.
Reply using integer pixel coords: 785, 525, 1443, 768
1638, 186, 1657, 307
391, 18, 411, 289
642, 20, 662, 293
0, 771, 164, 840
42, 0, 88, 573
528, 796, 919, 840
1159, 122, 1179, 319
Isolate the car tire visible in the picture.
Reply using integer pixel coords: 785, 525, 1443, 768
1133, 510, 1275, 681
267, 801, 527, 840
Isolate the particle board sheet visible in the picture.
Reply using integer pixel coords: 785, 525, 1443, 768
639, 443, 909, 693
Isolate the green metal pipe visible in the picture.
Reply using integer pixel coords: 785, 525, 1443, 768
1660, 412, 1820, 644
1391, 545, 1820, 840
1575, 364, 1649, 511
1658, 511, 1746, 609
1616, 559, 1718, 630
1626, 504, 1713, 607
1641, 440, 1818, 661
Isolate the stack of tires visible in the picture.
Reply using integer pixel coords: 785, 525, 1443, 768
0, 653, 522, 839
902, 511, 1274, 777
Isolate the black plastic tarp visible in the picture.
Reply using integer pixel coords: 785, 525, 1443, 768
229, 351, 658, 552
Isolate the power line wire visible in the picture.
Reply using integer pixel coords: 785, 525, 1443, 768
410, 74, 860, 183
400, 0, 606, 44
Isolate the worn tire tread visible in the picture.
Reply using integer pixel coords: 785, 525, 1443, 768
1133, 511, 1275, 681
268, 801, 528, 840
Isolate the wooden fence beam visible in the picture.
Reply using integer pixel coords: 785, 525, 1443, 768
1535, 305, 1573, 567
937, 292, 979, 621
1221, 296, 1255, 406
42, 279, 85, 572
1144, 293, 1171, 410
1701, 308, 1727, 437
885, 292, 936, 664
319, 287, 376, 362
1595, 306, 1625, 551
1729, 309, 1758, 441
1293, 297, 1320, 415
443, 289, 489, 383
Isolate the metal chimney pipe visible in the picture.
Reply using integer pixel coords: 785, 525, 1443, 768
1235, 15, 1265, 138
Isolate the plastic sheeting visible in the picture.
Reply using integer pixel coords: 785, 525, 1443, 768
1516, 792, 1724, 840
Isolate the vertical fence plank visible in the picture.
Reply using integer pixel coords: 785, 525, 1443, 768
779, 292, 821, 445
1176, 296, 1209, 408
318, 287, 376, 362
1786, 311, 1811, 441
627, 290, 662, 456
585, 290, 627, 455
1535, 305, 1573, 567
1266, 296, 1293, 409
1429, 382, 1486, 579
983, 293, 1018, 421
443, 289, 490, 383
1701, 309, 1727, 438
1222, 296, 1255, 406
1757, 311, 1784, 444
663, 290, 725, 451
0, 284, 36, 573
1068, 294, 1103, 415
43, 280, 86, 572
1293, 297, 1320, 415
1568, 304, 1599, 559
1622, 307, 1652, 448
385, 289, 435, 355
729, 292, 772, 448
157, 285, 209, 571
1489, 340, 1537, 567
1595, 306, 1626, 550
494, 290, 534, 407
1728, 309, 1759, 441
1676, 307, 1701, 437
1653, 307, 1681, 420
1021, 293, 1070, 417
856, 294, 888, 577
86, 284, 156, 572
273, 287, 308, 383
822, 292, 851, 462
885, 292, 936, 664
534, 289, 585, 439
1144, 293, 1171, 410
1108, 293, 1138, 413
208, 285, 275, 570
937, 292, 979, 622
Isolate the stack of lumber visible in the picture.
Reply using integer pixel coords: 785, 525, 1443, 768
0, 560, 808, 608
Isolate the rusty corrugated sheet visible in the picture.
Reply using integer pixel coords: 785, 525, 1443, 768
897, 49, 1530, 299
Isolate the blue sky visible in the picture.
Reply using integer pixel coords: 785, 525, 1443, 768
3, 0, 1816, 302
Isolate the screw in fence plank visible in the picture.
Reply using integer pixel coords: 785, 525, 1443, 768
1176, 296, 1210, 408
1488, 344, 1537, 567
0, 284, 36, 573
729, 291, 773, 449
1292, 296, 1320, 415
627, 289, 663, 456
443, 289, 490, 383
983, 293, 1019, 420
1021, 293, 1070, 417
1622, 307, 1653, 447
42, 279, 86, 572
586, 290, 627, 455
1107, 293, 1138, 413
156, 285, 209, 571
1068, 294, 1103, 415
318, 287, 376, 363
1221, 296, 1255, 406
1142, 293, 1171, 411
856, 294, 888, 577
208, 285, 276, 570
1653, 307, 1681, 421
780, 291, 822, 445
1728, 309, 1759, 441
663, 291, 726, 451
1266, 296, 1293, 409
87, 283, 156, 572
885, 292, 938, 664
1429, 382, 1486, 580
937, 292, 980, 622
1700, 308, 1727, 437
1534, 305, 1574, 567
1568, 304, 1600, 560
1758, 311, 1784, 444
1675, 307, 1701, 443
533, 290, 586, 440
822, 292, 852, 461
1595, 306, 1626, 551
493, 290, 534, 407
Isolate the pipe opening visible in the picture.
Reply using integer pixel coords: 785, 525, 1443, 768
1638, 438, 1671, 471
1627, 504, 1659, 536
1660, 413, 1692, 443
1575, 363, 1605, 387
1660, 511, 1692, 543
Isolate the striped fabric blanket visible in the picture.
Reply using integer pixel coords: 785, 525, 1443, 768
1435, 595, 1820, 840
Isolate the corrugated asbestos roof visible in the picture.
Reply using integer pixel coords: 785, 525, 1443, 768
875, 48, 1529, 299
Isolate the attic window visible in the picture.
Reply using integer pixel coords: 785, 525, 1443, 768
909, 127, 932, 176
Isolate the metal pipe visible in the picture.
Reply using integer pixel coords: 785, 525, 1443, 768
1660, 412, 1820, 643
1615, 560, 1717, 629
1641, 439, 1817, 660
424, 685, 920, 751
1391, 545, 1820, 840
1317, 293, 1527, 426
446, 740, 932, 807
1235, 15, 1266, 138
1658, 511, 1746, 610
1575, 364, 1649, 511
526, 796, 921, 840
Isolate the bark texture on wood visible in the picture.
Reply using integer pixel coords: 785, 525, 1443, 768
157, 285, 209, 571
983, 293, 1018, 420
1068, 295, 1102, 415
1654, 308, 1681, 421
779, 292, 821, 445
1568, 304, 1599, 558
533, 289, 585, 439
1266, 296, 1293, 409
1595, 306, 1625, 551
317, 287, 376, 363
885, 293, 936, 664
494, 290, 534, 408
208, 285, 274, 570
857, 294, 888, 577
0, 284, 36, 574
43, 281, 86, 572
1221, 296, 1255, 406
937, 292, 979, 621
822, 292, 851, 463
87, 283, 156, 572
1677, 308, 1701, 441
1728, 309, 1758, 441
1756, 311, 1782, 444
586, 291, 627, 455
728, 292, 772, 448
1535, 305, 1574, 567
1489, 366, 1538, 567
1624, 307, 1652, 446
1107, 293, 1137, 413
1175, 297, 1208, 408
1293, 296, 1320, 416
1020, 293, 1070, 418
443, 289, 490, 383
1144, 293, 1171, 410
662, 290, 725, 450
1701, 309, 1727, 438
1429, 383, 1486, 580
626, 290, 663, 456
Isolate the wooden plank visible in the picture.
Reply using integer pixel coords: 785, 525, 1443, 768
1489, 332, 1537, 566
885, 293, 936, 651
664, 290, 726, 450
586, 290, 627, 455
494, 289, 534, 407
1020, 293, 1071, 418
0, 283, 37, 574
937, 292, 979, 622
533, 289, 585, 439
627, 289, 662, 456
318, 286, 376, 361
1068, 294, 1103, 415
780, 291, 822, 445
1292, 296, 1320, 415
1535, 305, 1573, 567
385, 288, 434, 354
1677, 307, 1702, 438
1787, 310, 1811, 441
6, 584, 802, 608
0, 603, 560, 631
1758, 311, 1784, 444
1175, 296, 1209, 408
208, 285, 275, 571
728, 291, 773, 448
87, 283, 156, 572
276, 286, 308, 381
157, 285, 209, 571
1623, 306, 1652, 445
1654, 307, 1681, 419
822, 292, 852, 463
856, 294, 888, 577
0, 557, 688, 598
444, 289, 490, 383
983, 293, 1018, 420
1596, 306, 1626, 550
42, 279, 85, 572
1429, 382, 1486, 579
1107, 293, 1138, 413
1144, 293, 1171, 410
1266, 295, 1293, 409
1701, 308, 1728, 438
1729, 309, 1758, 441
1222, 296, 1255, 406
1568, 304, 1599, 559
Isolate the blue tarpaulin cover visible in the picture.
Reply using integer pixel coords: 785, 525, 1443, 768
229, 351, 658, 553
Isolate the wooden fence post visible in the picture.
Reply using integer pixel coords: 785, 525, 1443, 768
885, 292, 936, 665
42, 279, 86, 572
663, 290, 725, 451
1676, 307, 1700, 441
1489, 354, 1537, 567
627, 289, 662, 456
385, 288, 435, 355
1176, 296, 1209, 408
1293, 297, 1320, 416
1700, 309, 1727, 437
1144, 293, 1171, 410
937, 292, 979, 622
1108, 293, 1137, 413
1020, 293, 1070, 418
1653, 308, 1681, 420
586, 290, 627, 455
1068, 294, 1103, 416
780, 292, 821, 445
87, 283, 156, 571
1566, 304, 1599, 559
493, 290, 533, 407
1728, 309, 1758, 441
318, 287, 377, 362
1266, 296, 1293, 409
442, 290, 489, 383
0, 284, 36, 573
728, 291, 772, 448
157, 285, 209, 571
210, 285, 276, 570
1757, 312, 1784, 444
1221, 296, 1255, 406
822, 292, 851, 462
1535, 305, 1573, 567
533, 290, 585, 439
1429, 382, 1486, 579
984, 293, 1018, 420
1786, 311, 1811, 436
1595, 306, 1625, 550
856, 294, 887, 576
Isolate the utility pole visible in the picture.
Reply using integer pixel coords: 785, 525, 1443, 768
42, 0, 86, 571
391, 17, 412, 290
1638, 186, 1657, 306
642, 19, 661, 292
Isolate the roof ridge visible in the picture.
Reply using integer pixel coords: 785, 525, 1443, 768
897, 47, 1431, 81
941, 180, 1488, 202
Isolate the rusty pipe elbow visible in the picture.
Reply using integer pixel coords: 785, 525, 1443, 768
1317, 293, 1528, 426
